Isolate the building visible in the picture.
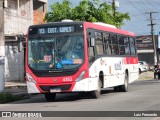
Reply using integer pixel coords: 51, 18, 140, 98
4, 0, 48, 81
136, 35, 158, 66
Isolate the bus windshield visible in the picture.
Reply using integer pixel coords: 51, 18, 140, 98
28, 35, 84, 71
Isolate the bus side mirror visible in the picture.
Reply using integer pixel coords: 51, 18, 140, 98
90, 38, 95, 47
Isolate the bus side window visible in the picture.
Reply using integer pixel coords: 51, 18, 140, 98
95, 32, 104, 55
119, 36, 125, 55
120, 46, 125, 55
104, 33, 112, 55
124, 37, 130, 55
112, 45, 119, 55
88, 40, 95, 63
111, 34, 119, 55
129, 37, 136, 55
89, 46, 94, 57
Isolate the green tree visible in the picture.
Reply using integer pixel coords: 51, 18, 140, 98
45, 0, 72, 22
71, 0, 89, 21
44, 0, 130, 28
114, 12, 130, 28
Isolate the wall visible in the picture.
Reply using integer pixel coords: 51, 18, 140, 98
138, 53, 154, 66
33, 10, 45, 25
5, 42, 24, 81
4, 0, 33, 35
33, 0, 46, 24
4, 0, 47, 81
136, 35, 158, 66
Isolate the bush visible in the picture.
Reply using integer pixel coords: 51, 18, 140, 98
0, 92, 21, 104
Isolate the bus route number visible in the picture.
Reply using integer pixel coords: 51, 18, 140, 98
39, 28, 45, 34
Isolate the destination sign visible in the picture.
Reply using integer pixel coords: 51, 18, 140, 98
37, 26, 74, 34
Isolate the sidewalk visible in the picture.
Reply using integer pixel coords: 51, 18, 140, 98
5, 80, 27, 95
5, 81, 27, 87
138, 71, 154, 81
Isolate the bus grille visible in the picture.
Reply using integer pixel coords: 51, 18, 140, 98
40, 84, 72, 92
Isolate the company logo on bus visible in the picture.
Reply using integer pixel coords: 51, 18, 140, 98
53, 78, 57, 83
115, 61, 122, 70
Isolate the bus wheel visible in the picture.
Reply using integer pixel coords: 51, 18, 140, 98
120, 73, 128, 92
139, 69, 141, 74
114, 86, 120, 92
44, 93, 56, 102
91, 79, 102, 98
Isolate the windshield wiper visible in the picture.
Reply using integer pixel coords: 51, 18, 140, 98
57, 35, 70, 51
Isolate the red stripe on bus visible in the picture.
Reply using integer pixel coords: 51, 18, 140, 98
125, 57, 138, 64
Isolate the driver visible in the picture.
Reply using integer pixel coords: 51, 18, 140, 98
65, 47, 79, 59
73, 43, 83, 58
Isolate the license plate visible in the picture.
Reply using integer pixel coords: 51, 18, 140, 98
50, 88, 61, 93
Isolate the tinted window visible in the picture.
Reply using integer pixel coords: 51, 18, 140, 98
130, 37, 136, 55
95, 32, 104, 55
124, 37, 131, 55
104, 33, 112, 55
111, 34, 119, 55
119, 36, 125, 55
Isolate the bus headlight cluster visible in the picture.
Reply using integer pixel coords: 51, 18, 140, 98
75, 71, 86, 82
26, 73, 37, 84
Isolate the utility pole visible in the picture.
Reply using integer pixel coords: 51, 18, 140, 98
112, 0, 119, 26
112, 0, 116, 18
146, 11, 158, 65
0, 0, 5, 92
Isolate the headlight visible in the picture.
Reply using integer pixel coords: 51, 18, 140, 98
75, 71, 86, 82
26, 73, 37, 83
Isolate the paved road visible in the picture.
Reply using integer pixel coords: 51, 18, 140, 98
1, 79, 160, 120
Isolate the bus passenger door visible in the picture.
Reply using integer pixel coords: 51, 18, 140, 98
87, 30, 96, 67
87, 29, 100, 90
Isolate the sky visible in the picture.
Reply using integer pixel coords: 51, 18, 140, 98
48, 0, 160, 36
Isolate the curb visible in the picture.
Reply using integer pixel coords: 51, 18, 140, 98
5, 85, 28, 96
5, 85, 27, 89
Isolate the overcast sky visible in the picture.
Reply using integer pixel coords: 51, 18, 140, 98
48, 0, 160, 36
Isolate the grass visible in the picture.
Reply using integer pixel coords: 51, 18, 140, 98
141, 76, 153, 80
0, 92, 25, 104
139, 71, 153, 80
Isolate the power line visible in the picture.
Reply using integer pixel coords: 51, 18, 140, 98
137, 0, 149, 11
128, 0, 148, 18
147, 1, 159, 11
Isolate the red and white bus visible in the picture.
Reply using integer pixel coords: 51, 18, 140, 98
26, 21, 139, 101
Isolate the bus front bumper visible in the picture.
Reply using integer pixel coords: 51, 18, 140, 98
26, 77, 98, 94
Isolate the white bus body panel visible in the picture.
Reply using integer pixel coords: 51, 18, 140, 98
27, 81, 40, 93
89, 57, 139, 89
72, 77, 98, 92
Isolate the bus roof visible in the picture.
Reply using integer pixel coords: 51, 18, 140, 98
84, 22, 136, 37
29, 21, 84, 28
29, 21, 136, 37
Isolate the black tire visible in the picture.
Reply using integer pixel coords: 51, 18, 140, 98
139, 69, 141, 74
44, 93, 56, 102
91, 79, 102, 99
114, 86, 120, 92
120, 73, 128, 92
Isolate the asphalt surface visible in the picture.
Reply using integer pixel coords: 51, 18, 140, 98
1, 77, 160, 120
1, 71, 160, 120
